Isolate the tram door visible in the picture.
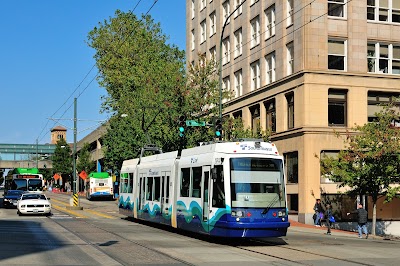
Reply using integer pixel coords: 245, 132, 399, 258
138, 175, 145, 211
161, 172, 170, 215
202, 166, 212, 228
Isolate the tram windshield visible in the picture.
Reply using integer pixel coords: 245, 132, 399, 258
230, 157, 285, 208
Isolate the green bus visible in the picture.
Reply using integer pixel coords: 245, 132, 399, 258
5, 168, 44, 193
85, 172, 114, 200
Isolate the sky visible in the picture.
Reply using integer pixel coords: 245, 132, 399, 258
0, 0, 186, 145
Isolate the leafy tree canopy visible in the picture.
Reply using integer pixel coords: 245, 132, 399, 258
52, 138, 73, 176
77, 143, 96, 174
320, 104, 400, 234
87, 11, 269, 172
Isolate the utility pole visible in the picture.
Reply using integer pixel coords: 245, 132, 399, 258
67, 97, 82, 210
73, 97, 77, 195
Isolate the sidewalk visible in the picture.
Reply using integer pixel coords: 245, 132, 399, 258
289, 219, 391, 240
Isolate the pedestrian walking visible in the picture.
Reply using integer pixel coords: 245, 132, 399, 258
313, 199, 324, 227
347, 203, 369, 239
325, 204, 333, 235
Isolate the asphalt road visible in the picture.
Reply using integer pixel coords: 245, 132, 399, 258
0, 191, 399, 265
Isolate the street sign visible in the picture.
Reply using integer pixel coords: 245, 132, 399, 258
186, 120, 206, 126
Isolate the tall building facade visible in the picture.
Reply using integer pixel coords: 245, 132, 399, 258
186, 0, 400, 224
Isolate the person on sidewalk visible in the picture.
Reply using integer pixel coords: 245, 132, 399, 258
347, 203, 369, 239
313, 199, 324, 227
325, 204, 333, 235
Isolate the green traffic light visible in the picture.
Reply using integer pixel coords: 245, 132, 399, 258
179, 127, 185, 133
215, 131, 221, 137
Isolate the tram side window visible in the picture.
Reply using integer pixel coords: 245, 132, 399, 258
128, 173, 134, 193
120, 174, 129, 193
191, 167, 202, 198
212, 165, 225, 208
154, 177, 161, 201
146, 177, 153, 200
181, 168, 190, 197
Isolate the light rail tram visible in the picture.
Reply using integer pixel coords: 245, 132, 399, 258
118, 139, 290, 238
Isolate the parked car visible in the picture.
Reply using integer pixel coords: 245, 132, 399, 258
17, 193, 51, 216
3, 190, 25, 208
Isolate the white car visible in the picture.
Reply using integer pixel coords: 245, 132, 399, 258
17, 193, 52, 216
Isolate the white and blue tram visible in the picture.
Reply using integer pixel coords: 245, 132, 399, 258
118, 140, 290, 238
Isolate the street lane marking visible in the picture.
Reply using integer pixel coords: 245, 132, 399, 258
51, 198, 115, 219
52, 204, 88, 218
84, 209, 116, 219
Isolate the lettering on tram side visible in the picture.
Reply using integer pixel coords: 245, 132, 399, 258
190, 157, 198, 164
148, 169, 159, 176
239, 144, 273, 151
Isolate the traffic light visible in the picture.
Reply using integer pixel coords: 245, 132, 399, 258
215, 119, 222, 138
178, 115, 186, 137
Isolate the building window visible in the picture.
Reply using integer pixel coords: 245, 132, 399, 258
328, 0, 345, 17
287, 0, 294, 26
265, 52, 276, 85
234, 70, 243, 98
222, 37, 230, 65
394, 45, 400, 74
368, 91, 400, 122
285, 152, 298, 183
288, 194, 299, 212
234, 0, 243, 17
191, 29, 195, 51
234, 28, 242, 57
209, 46, 216, 60
250, 60, 260, 91
209, 12, 216, 36
250, 16, 260, 47
286, 93, 294, 129
200, 53, 206, 67
192, 0, 195, 19
200, 20, 206, 43
223, 1, 230, 24
320, 151, 339, 183
250, 106, 260, 135
265, 99, 276, 133
201, 0, 206, 10
328, 39, 346, 70
286, 42, 294, 75
265, 4, 276, 39
368, 42, 400, 74
368, 0, 400, 23
328, 89, 347, 126
222, 76, 230, 104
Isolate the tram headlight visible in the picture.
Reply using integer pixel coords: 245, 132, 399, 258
278, 210, 286, 217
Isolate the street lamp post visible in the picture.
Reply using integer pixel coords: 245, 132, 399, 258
219, 0, 247, 120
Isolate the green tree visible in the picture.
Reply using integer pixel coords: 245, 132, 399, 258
87, 11, 233, 171
52, 138, 73, 186
87, 11, 187, 169
321, 105, 400, 235
223, 117, 271, 141
77, 143, 96, 174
